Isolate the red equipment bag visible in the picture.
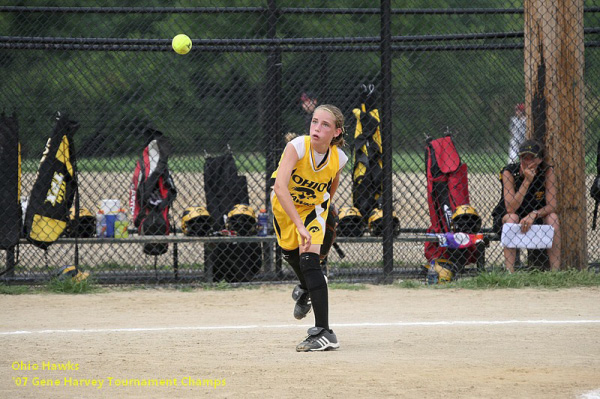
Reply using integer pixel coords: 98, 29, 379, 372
129, 128, 177, 255
424, 135, 477, 265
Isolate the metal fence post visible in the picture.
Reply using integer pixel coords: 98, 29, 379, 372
265, 0, 282, 276
381, 0, 394, 283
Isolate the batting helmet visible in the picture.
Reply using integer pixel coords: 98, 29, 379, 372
227, 204, 257, 236
66, 207, 96, 238
337, 206, 364, 237
181, 206, 213, 236
367, 208, 400, 236
451, 205, 482, 234
56, 265, 89, 282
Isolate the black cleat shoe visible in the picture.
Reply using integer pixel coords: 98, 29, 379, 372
292, 284, 312, 320
296, 327, 339, 352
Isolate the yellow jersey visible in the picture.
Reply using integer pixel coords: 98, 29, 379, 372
272, 135, 344, 207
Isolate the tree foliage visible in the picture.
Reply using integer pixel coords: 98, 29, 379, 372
0, 1, 596, 160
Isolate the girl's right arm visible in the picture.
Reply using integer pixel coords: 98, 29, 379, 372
503, 168, 532, 214
273, 143, 312, 251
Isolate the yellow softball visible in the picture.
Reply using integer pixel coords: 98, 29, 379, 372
172, 34, 192, 55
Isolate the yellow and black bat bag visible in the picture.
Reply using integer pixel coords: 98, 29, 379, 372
24, 112, 79, 249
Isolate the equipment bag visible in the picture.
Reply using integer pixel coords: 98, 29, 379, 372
205, 240, 262, 283
129, 128, 177, 255
424, 135, 477, 267
351, 84, 383, 220
204, 152, 249, 230
0, 111, 22, 249
65, 207, 96, 238
591, 139, 600, 230
25, 112, 79, 249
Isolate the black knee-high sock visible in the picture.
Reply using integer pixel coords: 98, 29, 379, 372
300, 252, 329, 330
282, 248, 307, 289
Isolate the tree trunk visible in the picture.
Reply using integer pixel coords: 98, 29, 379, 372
524, 0, 586, 269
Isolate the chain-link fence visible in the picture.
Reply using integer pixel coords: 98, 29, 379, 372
0, 1, 598, 285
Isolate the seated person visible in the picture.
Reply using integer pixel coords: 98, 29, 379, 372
300, 91, 318, 133
492, 139, 560, 272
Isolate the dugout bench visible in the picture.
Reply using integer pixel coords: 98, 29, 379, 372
2, 228, 498, 284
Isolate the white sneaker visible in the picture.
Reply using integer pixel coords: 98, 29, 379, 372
296, 327, 339, 352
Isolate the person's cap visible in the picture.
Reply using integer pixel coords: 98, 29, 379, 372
300, 91, 316, 102
515, 103, 525, 113
518, 139, 543, 158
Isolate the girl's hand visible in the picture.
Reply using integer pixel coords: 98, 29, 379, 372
522, 157, 542, 183
298, 226, 312, 252
523, 166, 536, 182
520, 213, 536, 233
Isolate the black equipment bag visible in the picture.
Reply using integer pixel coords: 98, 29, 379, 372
204, 152, 249, 230
591, 140, 600, 230
205, 241, 262, 283
203, 151, 255, 281
24, 112, 79, 249
0, 112, 22, 249
140, 208, 169, 255
65, 207, 96, 238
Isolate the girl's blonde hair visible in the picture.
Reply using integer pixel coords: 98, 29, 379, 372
315, 104, 346, 147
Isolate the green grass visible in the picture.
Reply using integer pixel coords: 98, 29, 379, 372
0, 284, 38, 295
22, 154, 267, 174
393, 279, 423, 288
1, 274, 101, 294
2, 269, 598, 295
45, 276, 100, 294
37, 262, 206, 273
200, 280, 234, 290
395, 269, 600, 289
21, 150, 599, 175
330, 261, 384, 270
328, 282, 368, 290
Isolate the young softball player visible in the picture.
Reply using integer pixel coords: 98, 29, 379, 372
271, 104, 348, 352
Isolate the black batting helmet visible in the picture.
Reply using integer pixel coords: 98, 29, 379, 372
181, 206, 213, 236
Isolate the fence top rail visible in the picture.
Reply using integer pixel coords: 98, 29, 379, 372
3, 28, 598, 52
3, 6, 599, 15
0, 42, 540, 53
0, 6, 530, 15
0, 31, 528, 46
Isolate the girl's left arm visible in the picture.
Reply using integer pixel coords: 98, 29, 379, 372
329, 171, 341, 200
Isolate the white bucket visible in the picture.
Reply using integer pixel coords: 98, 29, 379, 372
98, 199, 121, 215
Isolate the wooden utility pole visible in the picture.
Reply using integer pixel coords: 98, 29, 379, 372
524, 0, 586, 269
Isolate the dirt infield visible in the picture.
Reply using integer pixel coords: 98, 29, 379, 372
2, 285, 600, 398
